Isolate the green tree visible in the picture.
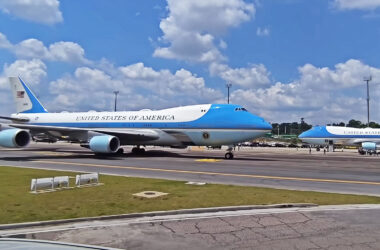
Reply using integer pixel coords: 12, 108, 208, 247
332, 122, 345, 127
347, 119, 363, 128
369, 122, 380, 128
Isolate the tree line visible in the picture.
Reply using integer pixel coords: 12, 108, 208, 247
329, 119, 380, 128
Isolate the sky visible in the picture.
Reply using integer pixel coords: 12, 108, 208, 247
1, 0, 380, 125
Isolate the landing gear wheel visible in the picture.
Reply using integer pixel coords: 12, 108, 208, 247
132, 147, 145, 154
132, 147, 139, 154
225, 152, 234, 159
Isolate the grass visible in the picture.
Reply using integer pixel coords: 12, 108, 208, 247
1, 166, 380, 224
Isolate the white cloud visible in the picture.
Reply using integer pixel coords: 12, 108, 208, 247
223, 59, 380, 124
0, 32, 11, 49
154, 0, 255, 63
49, 63, 223, 112
0, 59, 47, 114
47, 42, 91, 64
3, 59, 47, 85
332, 0, 380, 10
49, 67, 124, 110
219, 40, 227, 49
119, 63, 218, 98
14, 39, 49, 59
210, 63, 271, 88
256, 27, 270, 37
0, 0, 63, 25
0, 32, 90, 64
298, 59, 378, 89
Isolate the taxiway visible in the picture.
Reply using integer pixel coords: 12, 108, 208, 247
0, 144, 379, 196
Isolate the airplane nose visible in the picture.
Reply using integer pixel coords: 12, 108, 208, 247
255, 118, 272, 130
298, 132, 306, 138
262, 120, 272, 130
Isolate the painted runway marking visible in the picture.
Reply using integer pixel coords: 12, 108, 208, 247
195, 159, 222, 162
33, 160, 380, 186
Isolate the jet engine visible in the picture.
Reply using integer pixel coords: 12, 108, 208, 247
0, 128, 31, 148
362, 142, 379, 151
89, 135, 120, 153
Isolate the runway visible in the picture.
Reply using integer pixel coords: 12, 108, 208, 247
0, 144, 380, 196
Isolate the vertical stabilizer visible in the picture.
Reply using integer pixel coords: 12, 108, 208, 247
9, 77, 48, 113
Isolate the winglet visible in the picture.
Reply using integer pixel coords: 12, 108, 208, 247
9, 77, 48, 114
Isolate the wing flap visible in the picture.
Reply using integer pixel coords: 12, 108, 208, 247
94, 129, 159, 141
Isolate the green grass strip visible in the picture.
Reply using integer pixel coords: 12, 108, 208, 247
1, 166, 380, 224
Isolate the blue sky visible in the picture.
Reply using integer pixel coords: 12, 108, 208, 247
1, 0, 380, 124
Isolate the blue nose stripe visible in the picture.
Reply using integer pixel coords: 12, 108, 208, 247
299, 126, 333, 138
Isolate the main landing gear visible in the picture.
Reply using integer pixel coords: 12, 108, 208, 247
132, 146, 145, 154
224, 146, 234, 159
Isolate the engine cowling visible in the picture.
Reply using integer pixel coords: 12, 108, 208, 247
0, 129, 31, 148
362, 142, 378, 151
89, 135, 120, 153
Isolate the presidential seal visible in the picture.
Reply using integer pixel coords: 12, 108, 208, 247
202, 132, 210, 139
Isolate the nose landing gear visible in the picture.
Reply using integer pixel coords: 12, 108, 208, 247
225, 152, 234, 159
224, 146, 234, 159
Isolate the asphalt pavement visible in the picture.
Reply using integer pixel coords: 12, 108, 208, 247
3, 204, 380, 250
0, 144, 379, 196
2, 144, 380, 249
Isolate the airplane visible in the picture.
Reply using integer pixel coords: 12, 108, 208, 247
299, 125, 380, 154
0, 77, 272, 159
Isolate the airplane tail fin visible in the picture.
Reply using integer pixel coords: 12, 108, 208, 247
9, 77, 48, 114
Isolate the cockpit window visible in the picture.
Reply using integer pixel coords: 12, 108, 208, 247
235, 107, 248, 112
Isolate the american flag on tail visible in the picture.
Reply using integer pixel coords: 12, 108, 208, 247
16, 91, 25, 98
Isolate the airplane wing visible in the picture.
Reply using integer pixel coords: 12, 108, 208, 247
351, 139, 366, 144
8, 123, 159, 144
0, 116, 30, 122
351, 138, 380, 145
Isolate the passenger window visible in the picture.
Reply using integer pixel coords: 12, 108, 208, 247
235, 107, 248, 112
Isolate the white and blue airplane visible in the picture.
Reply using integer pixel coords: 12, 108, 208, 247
299, 126, 380, 153
0, 77, 272, 159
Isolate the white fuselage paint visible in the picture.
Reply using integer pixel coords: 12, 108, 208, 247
11, 104, 270, 146
12, 104, 211, 124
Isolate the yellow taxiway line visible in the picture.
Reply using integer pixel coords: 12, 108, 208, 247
195, 159, 222, 162
33, 160, 380, 186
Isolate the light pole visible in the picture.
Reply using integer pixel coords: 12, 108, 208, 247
363, 76, 372, 127
113, 91, 119, 112
226, 83, 232, 104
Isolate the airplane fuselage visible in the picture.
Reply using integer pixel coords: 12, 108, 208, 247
299, 126, 380, 146
11, 104, 272, 147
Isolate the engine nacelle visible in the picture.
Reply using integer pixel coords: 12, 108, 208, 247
89, 135, 120, 153
0, 129, 31, 148
362, 142, 378, 151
